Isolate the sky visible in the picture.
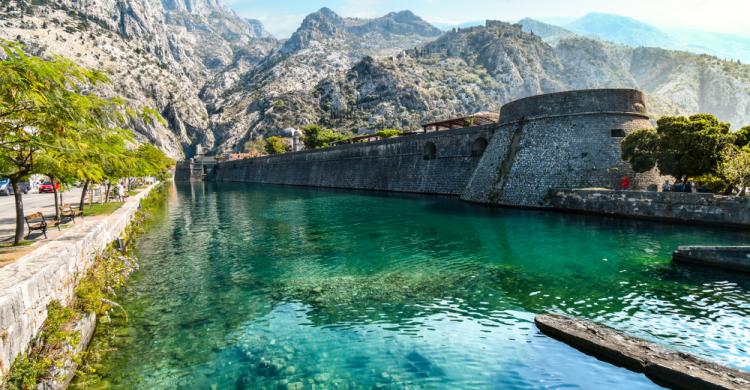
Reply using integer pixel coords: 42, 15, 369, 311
224, 0, 750, 39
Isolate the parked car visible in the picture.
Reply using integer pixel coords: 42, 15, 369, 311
0, 178, 11, 196
0, 178, 29, 196
38, 181, 60, 193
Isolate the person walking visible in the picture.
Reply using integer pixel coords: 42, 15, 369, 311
117, 182, 126, 202
662, 180, 671, 192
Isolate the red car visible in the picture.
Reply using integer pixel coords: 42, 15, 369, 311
38, 181, 60, 193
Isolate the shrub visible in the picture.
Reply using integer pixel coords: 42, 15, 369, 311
301, 124, 349, 149
264, 136, 290, 155
376, 129, 403, 138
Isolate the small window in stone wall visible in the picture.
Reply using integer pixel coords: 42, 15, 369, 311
611, 129, 626, 138
471, 137, 488, 157
424, 142, 437, 160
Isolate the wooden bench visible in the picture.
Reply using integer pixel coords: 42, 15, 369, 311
60, 203, 84, 224
24, 212, 60, 239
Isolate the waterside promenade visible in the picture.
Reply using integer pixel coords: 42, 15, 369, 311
0, 184, 157, 380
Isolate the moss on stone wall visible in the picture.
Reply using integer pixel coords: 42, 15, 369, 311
4, 301, 80, 390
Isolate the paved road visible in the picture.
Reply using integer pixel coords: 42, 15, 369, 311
0, 188, 84, 238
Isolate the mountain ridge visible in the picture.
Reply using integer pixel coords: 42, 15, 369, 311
2, 3, 750, 158
558, 12, 750, 63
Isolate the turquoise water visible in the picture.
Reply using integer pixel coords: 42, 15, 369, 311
94, 183, 750, 389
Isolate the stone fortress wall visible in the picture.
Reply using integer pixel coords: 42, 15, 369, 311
462, 89, 660, 207
209, 89, 661, 207
212, 125, 495, 196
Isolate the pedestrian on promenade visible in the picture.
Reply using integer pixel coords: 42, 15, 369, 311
662, 180, 671, 192
620, 176, 630, 190
117, 182, 126, 202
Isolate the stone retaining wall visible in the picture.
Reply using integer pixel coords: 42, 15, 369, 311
174, 161, 192, 182
673, 246, 750, 273
546, 189, 750, 227
0, 184, 156, 380
213, 126, 494, 196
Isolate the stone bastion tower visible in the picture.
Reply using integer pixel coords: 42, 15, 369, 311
461, 88, 661, 207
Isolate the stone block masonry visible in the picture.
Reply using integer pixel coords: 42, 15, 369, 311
535, 314, 750, 389
213, 126, 494, 196
673, 246, 750, 273
210, 89, 661, 207
0, 184, 157, 380
462, 89, 661, 207
547, 189, 750, 228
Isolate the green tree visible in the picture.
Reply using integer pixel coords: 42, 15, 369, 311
1, 41, 116, 243
376, 129, 403, 139
264, 136, 290, 155
0, 40, 159, 243
732, 125, 750, 147
620, 128, 659, 174
621, 114, 732, 184
719, 145, 750, 196
244, 138, 267, 155
301, 124, 348, 149
131, 143, 174, 180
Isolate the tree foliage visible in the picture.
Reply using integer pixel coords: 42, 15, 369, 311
301, 124, 348, 149
621, 114, 732, 183
244, 138, 267, 155
376, 129, 403, 139
719, 145, 750, 196
733, 126, 750, 147
0, 40, 171, 244
264, 136, 290, 155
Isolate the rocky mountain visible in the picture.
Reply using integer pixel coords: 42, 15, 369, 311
517, 18, 576, 44
3, 3, 750, 157
556, 13, 750, 63
315, 21, 566, 131
0, 0, 279, 158
566, 13, 673, 49
203, 8, 444, 151
315, 21, 750, 133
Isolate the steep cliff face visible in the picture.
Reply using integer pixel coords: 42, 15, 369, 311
315, 22, 567, 131
555, 38, 750, 126
204, 7, 444, 152
0, 0, 277, 158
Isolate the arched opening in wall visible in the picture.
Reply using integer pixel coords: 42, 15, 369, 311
423, 142, 437, 160
611, 129, 626, 138
471, 137, 488, 157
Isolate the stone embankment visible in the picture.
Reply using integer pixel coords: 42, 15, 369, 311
673, 246, 750, 273
535, 314, 750, 390
0, 184, 157, 381
546, 189, 750, 228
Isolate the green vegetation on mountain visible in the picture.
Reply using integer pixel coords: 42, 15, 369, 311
301, 124, 349, 149
264, 136, 291, 155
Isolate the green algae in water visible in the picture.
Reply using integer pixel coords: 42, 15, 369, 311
92, 182, 750, 389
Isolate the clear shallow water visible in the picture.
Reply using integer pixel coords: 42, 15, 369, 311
93, 182, 750, 389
